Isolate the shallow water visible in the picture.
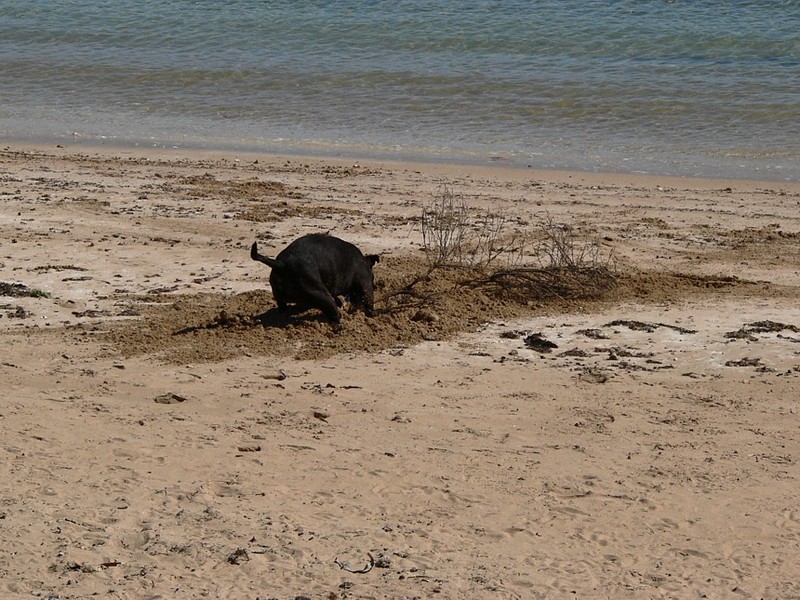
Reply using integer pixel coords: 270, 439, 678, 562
1, 0, 798, 179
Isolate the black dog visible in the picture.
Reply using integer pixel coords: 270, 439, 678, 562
251, 234, 379, 323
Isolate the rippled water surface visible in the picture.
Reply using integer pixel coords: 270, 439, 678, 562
1, 1, 798, 179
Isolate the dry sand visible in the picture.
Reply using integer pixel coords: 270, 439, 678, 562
1, 143, 799, 599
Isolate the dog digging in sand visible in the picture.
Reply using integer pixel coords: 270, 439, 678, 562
251, 234, 379, 323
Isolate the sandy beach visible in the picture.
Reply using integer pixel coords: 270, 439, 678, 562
1, 143, 799, 599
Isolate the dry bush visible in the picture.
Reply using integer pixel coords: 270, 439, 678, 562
420, 183, 470, 266
421, 184, 526, 269
484, 219, 617, 302
469, 265, 618, 304
534, 216, 615, 271
469, 211, 527, 268
421, 185, 612, 272
387, 186, 618, 313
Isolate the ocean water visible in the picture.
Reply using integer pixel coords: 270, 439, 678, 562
1, 0, 798, 180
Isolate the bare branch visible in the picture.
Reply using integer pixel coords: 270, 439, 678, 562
334, 553, 375, 574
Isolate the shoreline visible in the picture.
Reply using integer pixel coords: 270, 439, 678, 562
5, 138, 800, 193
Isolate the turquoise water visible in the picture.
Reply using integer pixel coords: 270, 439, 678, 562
1, 1, 798, 180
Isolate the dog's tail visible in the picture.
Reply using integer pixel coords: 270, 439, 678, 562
250, 242, 283, 269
